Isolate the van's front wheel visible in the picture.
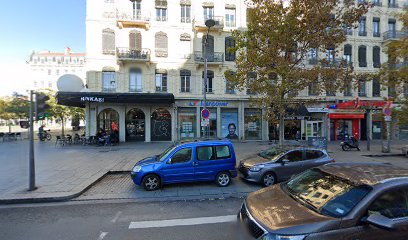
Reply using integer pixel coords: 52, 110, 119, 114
216, 172, 231, 187
142, 174, 161, 191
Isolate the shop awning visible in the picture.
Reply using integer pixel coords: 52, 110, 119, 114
56, 91, 175, 108
329, 113, 365, 119
282, 104, 310, 119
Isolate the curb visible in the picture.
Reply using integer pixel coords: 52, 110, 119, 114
0, 170, 129, 205
361, 154, 405, 157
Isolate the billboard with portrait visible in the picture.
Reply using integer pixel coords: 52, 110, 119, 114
221, 109, 239, 140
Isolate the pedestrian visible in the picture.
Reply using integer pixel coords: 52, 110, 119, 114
111, 121, 119, 144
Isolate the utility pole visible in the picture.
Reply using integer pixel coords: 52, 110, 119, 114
29, 90, 36, 191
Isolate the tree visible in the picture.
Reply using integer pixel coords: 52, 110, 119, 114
379, 9, 408, 124
227, 0, 368, 144
4, 92, 30, 119
39, 90, 85, 136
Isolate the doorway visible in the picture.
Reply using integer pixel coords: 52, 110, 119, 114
126, 108, 145, 141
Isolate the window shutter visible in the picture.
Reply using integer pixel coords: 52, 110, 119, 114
129, 30, 142, 50
155, 32, 168, 57
102, 29, 115, 54
344, 44, 352, 55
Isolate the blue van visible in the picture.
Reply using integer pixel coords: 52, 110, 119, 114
131, 140, 237, 191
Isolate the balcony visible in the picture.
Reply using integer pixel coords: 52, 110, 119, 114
388, 2, 399, 8
383, 31, 408, 41
321, 59, 352, 68
373, 32, 381, 37
193, 16, 224, 32
116, 48, 151, 63
116, 10, 150, 29
194, 51, 224, 65
358, 31, 367, 36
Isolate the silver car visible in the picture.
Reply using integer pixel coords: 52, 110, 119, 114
238, 147, 333, 186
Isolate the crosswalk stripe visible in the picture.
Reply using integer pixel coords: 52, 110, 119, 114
129, 215, 237, 229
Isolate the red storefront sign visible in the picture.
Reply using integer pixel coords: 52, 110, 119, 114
329, 113, 365, 119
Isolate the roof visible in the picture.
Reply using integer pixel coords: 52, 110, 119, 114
178, 139, 232, 147
318, 163, 408, 186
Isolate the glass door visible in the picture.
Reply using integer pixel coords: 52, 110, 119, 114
306, 121, 323, 139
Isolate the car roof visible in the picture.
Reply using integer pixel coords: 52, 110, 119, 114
317, 162, 408, 186
177, 139, 232, 147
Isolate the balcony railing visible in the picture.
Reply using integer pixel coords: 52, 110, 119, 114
373, 32, 381, 37
193, 16, 224, 31
359, 31, 367, 36
373, 62, 381, 68
155, 16, 168, 22
181, 17, 191, 23
116, 48, 151, 62
308, 58, 318, 65
359, 61, 367, 67
116, 10, 150, 29
388, 2, 399, 8
322, 59, 352, 68
194, 51, 224, 64
383, 31, 408, 41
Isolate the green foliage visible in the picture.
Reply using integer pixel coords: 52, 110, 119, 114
227, 0, 369, 123
2, 93, 30, 119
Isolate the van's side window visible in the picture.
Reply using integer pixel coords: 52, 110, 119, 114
170, 148, 192, 164
197, 146, 215, 161
216, 145, 231, 159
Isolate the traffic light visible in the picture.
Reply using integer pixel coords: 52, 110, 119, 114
35, 93, 50, 121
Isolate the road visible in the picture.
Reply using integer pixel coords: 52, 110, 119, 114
0, 198, 246, 240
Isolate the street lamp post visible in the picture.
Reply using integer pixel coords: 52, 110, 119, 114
202, 19, 215, 139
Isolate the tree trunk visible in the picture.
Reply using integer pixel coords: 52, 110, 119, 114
279, 115, 284, 146
61, 117, 65, 137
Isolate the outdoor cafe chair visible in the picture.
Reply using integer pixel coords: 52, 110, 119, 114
55, 136, 66, 147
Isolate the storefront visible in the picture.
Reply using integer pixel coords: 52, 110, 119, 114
329, 111, 364, 141
56, 91, 175, 142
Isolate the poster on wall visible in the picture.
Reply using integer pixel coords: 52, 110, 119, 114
221, 110, 239, 139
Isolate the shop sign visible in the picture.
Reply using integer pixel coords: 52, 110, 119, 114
284, 116, 307, 120
189, 100, 228, 107
80, 96, 105, 103
201, 118, 209, 127
307, 107, 329, 113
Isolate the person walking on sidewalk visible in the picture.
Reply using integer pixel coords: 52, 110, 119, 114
111, 121, 119, 144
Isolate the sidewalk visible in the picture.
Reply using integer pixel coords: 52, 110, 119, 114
0, 140, 406, 204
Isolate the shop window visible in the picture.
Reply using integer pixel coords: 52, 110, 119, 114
178, 108, 196, 139
98, 108, 119, 134
200, 107, 217, 138
221, 108, 238, 139
151, 108, 172, 141
126, 108, 145, 142
180, 69, 191, 93
244, 109, 262, 140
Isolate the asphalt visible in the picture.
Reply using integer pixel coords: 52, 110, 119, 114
0, 198, 245, 240
0, 139, 407, 204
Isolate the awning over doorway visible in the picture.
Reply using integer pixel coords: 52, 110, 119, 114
280, 104, 310, 120
56, 91, 175, 108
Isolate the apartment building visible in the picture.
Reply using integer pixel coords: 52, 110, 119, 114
57, 0, 407, 142
27, 47, 86, 91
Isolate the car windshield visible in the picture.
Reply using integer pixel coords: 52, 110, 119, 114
258, 147, 289, 160
158, 145, 177, 161
283, 169, 371, 218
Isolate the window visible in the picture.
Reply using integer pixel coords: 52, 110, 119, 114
197, 146, 215, 161
102, 29, 115, 55
373, 78, 381, 97
56, 69, 60, 75
358, 79, 366, 97
225, 71, 235, 94
246, 72, 256, 95
373, 18, 380, 37
155, 32, 168, 57
344, 79, 352, 97
132, 0, 141, 19
129, 30, 142, 50
48, 81, 52, 88
156, 8, 167, 21
388, 0, 398, 7
373, 0, 381, 6
358, 17, 367, 36
102, 71, 116, 92
308, 48, 318, 65
358, 46, 367, 67
48, 69, 51, 75
203, 7, 214, 20
309, 80, 319, 96
343, 44, 352, 65
284, 150, 303, 162
181, 4, 191, 23
326, 47, 335, 63
225, 37, 236, 61
129, 68, 142, 92
203, 70, 214, 93
170, 148, 192, 164
388, 19, 396, 37
225, 8, 236, 27
180, 69, 191, 93
155, 71, 167, 92
215, 146, 231, 159
305, 150, 325, 160
368, 189, 408, 219
373, 46, 381, 68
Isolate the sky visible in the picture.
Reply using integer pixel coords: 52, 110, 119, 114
0, 0, 86, 96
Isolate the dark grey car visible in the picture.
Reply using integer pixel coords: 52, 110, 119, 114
238, 147, 333, 186
238, 162, 408, 240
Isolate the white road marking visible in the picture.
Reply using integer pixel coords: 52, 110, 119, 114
129, 215, 237, 229
111, 211, 122, 223
97, 232, 108, 240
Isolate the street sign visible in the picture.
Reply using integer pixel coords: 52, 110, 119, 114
383, 108, 392, 116
384, 116, 392, 122
201, 109, 210, 119
201, 118, 209, 127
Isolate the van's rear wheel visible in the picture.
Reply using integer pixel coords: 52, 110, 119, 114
216, 172, 231, 187
142, 174, 161, 191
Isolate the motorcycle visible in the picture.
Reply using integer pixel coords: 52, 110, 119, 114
340, 136, 360, 151
38, 130, 52, 141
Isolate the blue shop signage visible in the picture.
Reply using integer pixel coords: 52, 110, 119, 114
189, 100, 229, 107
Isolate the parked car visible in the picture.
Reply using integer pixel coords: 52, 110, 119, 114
238, 147, 333, 186
238, 162, 408, 240
131, 140, 237, 191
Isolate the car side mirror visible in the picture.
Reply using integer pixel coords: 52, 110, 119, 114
365, 214, 401, 231
281, 159, 289, 165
